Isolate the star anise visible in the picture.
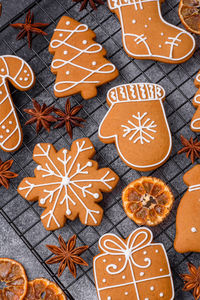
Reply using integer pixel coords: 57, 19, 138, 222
54, 98, 85, 139
0, 159, 18, 189
24, 99, 57, 134
73, 0, 104, 11
46, 235, 89, 278
178, 135, 200, 164
181, 262, 200, 300
10, 10, 49, 48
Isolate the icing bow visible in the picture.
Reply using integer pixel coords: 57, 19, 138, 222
99, 227, 153, 275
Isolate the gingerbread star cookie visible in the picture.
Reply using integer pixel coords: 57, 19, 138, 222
18, 138, 119, 231
0, 55, 35, 152
174, 165, 200, 253
107, 0, 195, 64
49, 16, 119, 100
98, 83, 172, 171
93, 227, 174, 300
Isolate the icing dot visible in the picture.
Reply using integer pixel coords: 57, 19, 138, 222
64, 50, 68, 55
24, 77, 28, 81
102, 279, 106, 283
19, 77, 23, 81
144, 258, 149, 261
40, 198, 45, 205
191, 227, 197, 233
107, 297, 111, 300
140, 272, 144, 277
66, 71, 70, 75
160, 268, 163, 272
149, 17, 152, 21
132, 19, 136, 24
59, 33, 63, 37
37, 165, 42, 170
125, 292, 128, 296
145, 298, 149, 300
94, 193, 99, 199
155, 249, 159, 253
0, 91, 2, 95
143, 251, 147, 255
145, 24, 148, 28
1, 68, 5, 72
150, 286, 154, 291
6, 129, 10, 133
122, 275, 126, 279
66, 21, 70, 25
24, 70, 27, 73
103, 259, 106, 263
9, 121, 12, 125
0, 135, 3, 139
92, 61, 97, 66
87, 161, 92, 167
2, 125, 5, 129
161, 32, 164, 36
118, 258, 122, 261
82, 40, 87, 45
159, 45, 162, 48
160, 293, 164, 297
66, 209, 71, 215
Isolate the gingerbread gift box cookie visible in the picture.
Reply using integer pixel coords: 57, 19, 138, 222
98, 83, 172, 171
0, 55, 35, 152
174, 165, 200, 253
18, 138, 119, 231
107, 0, 195, 64
49, 16, 119, 100
93, 227, 174, 300
191, 70, 200, 132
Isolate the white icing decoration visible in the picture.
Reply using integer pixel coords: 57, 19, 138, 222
150, 286, 154, 291
66, 21, 70, 25
93, 227, 175, 300
161, 32, 164, 36
19, 77, 23, 81
149, 17, 152, 21
155, 249, 159, 253
66, 71, 70, 75
125, 292, 128, 295
64, 50, 68, 55
189, 184, 200, 192
159, 45, 162, 48
145, 24, 148, 28
102, 279, 106, 283
92, 61, 97, 66
1, 68, 5, 72
59, 33, 63, 37
18, 140, 116, 229
160, 268, 163, 272
145, 298, 149, 300
103, 259, 106, 262
191, 227, 197, 233
99, 83, 172, 170
0, 91, 2, 95
9, 121, 12, 124
107, 0, 195, 62
121, 112, 157, 144
122, 275, 126, 279
143, 251, 147, 255
140, 272, 144, 276
50, 23, 116, 95
132, 19, 136, 24
2, 125, 5, 129
118, 258, 122, 261
24, 70, 27, 73
6, 129, 10, 133
107, 297, 111, 300
0, 135, 3, 139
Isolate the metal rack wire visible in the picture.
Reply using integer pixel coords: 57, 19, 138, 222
0, 0, 199, 299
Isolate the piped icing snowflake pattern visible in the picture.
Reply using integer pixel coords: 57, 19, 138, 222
18, 138, 119, 231
121, 112, 157, 144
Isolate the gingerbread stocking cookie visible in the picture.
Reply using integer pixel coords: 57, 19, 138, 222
49, 16, 119, 100
107, 0, 195, 64
98, 83, 172, 171
191, 71, 200, 132
0, 55, 35, 152
174, 165, 200, 253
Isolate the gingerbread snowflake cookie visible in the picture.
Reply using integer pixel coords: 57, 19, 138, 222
93, 227, 174, 300
0, 55, 35, 152
174, 165, 200, 253
107, 0, 195, 64
18, 138, 119, 231
49, 16, 119, 100
98, 83, 172, 171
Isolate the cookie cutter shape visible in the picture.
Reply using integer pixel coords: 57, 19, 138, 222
49, 16, 119, 100
93, 227, 174, 300
174, 165, 200, 253
18, 138, 119, 231
0, 55, 35, 152
191, 71, 200, 132
99, 83, 172, 171
107, 0, 195, 64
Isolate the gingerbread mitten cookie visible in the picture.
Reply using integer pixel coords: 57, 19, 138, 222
0, 55, 35, 152
98, 83, 172, 171
107, 0, 195, 64
49, 16, 119, 100
191, 71, 200, 132
93, 227, 174, 300
18, 138, 119, 231
174, 165, 200, 253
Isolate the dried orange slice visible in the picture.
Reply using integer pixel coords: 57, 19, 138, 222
179, 0, 200, 34
24, 278, 66, 300
0, 258, 27, 299
122, 177, 174, 226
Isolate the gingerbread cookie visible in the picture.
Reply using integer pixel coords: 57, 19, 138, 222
18, 138, 119, 231
174, 164, 200, 253
98, 83, 172, 171
93, 227, 174, 300
0, 55, 35, 152
49, 16, 119, 100
191, 71, 200, 132
107, 0, 195, 64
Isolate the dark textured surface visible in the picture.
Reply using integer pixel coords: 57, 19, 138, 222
0, 0, 198, 299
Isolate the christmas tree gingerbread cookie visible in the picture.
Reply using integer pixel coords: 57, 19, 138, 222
174, 165, 200, 253
18, 138, 119, 231
93, 227, 174, 300
98, 83, 172, 171
107, 0, 195, 64
191, 71, 200, 132
0, 55, 35, 152
49, 16, 119, 100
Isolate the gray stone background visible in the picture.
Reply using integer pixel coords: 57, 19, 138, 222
0, 0, 199, 299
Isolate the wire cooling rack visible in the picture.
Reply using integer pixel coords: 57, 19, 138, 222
0, 0, 199, 299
